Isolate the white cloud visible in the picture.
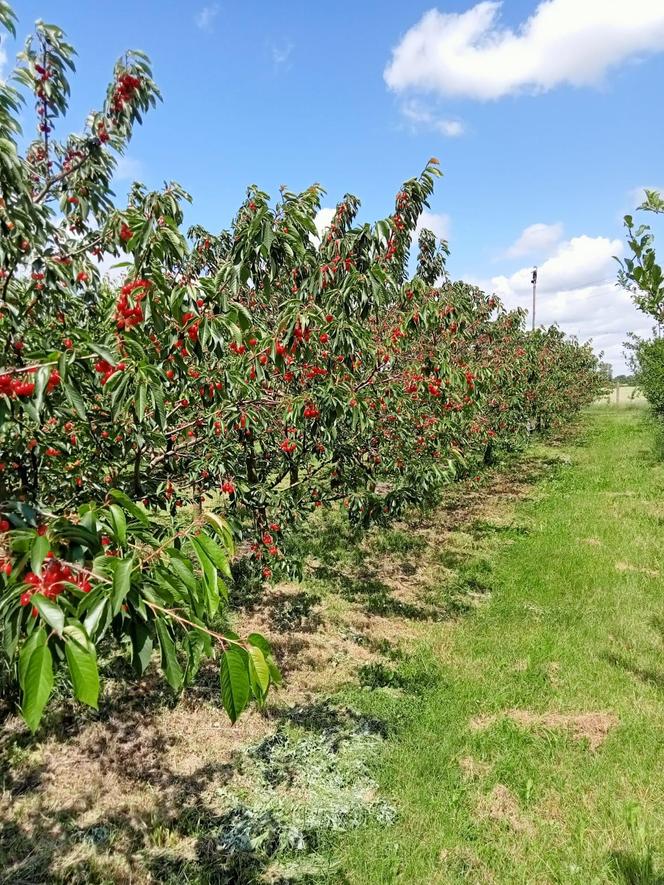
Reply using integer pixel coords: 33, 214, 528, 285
505, 222, 564, 258
437, 119, 464, 137
311, 207, 335, 246
385, 1, 664, 100
415, 209, 450, 242
271, 42, 293, 68
400, 99, 465, 137
493, 234, 622, 295
195, 5, 219, 31
483, 232, 652, 372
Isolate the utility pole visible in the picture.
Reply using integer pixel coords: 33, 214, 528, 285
531, 266, 538, 331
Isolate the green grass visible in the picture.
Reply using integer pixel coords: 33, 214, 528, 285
330, 408, 664, 883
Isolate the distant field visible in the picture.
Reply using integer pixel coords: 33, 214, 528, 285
594, 385, 647, 406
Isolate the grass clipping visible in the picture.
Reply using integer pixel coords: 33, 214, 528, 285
206, 707, 395, 880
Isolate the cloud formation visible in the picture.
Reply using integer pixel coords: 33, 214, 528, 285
415, 209, 450, 243
271, 42, 293, 69
400, 99, 465, 137
311, 207, 335, 246
385, 1, 664, 100
495, 234, 622, 294
195, 5, 219, 32
504, 222, 564, 259
484, 232, 653, 371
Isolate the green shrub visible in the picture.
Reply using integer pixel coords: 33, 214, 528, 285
628, 336, 664, 415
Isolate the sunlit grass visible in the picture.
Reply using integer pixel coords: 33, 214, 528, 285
331, 408, 664, 883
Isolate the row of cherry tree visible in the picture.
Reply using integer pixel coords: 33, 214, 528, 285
0, 4, 604, 731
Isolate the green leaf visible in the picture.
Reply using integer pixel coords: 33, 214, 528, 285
194, 532, 231, 577
165, 552, 198, 592
248, 644, 270, 695
155, 618, 183, 691
20, 638, 53, 732
185, 631, 206, 683
63, 381, 88, 419
33, 365, 50, 416
108, 489, 149, 525
190, 537, 220, 616
55, 522, 100, 550
18, 627, 46, 690
30, 534, 50, 574
203, 511, 235, 555
220, 645, 250, 724
130, 620, 153, 676
31, 594, 65, 636
83, 596, 109, 639
108, 504, 127, 546
89, 343, 117, 365
64, 624, 99, 709
111, 556, 133, 616
136, 382, 147, 422
248, 632, 282, 685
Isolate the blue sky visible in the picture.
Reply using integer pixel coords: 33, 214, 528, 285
4, 0, 664, 371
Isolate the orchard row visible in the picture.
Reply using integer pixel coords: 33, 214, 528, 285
0, 5, 604, 730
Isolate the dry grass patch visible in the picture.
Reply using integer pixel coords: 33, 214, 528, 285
437, 846, 497, 884
614, 561, 661, 578
470, 709, 618, 751
476, 784, 534, 836
458, 755, 492, 781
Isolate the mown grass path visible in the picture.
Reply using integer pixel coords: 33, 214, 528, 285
334, 408, 664, 883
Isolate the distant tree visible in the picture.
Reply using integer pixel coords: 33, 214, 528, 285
599, 362, 613, 381
619, 189, 664, 413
